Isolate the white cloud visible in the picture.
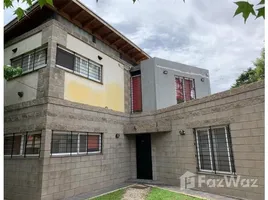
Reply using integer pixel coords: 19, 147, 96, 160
4, 0, 264, 93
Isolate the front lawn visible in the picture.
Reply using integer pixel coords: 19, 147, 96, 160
90, 189, 125, 200
146, 187, 203, 200
89, 186, 203, 200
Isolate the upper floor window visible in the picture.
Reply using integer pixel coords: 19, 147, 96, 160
11, 46, 47, 74
4, 131, 41, 157
194, 125, 235, 174
56, 46, 102, 83
175, 76, 196, 104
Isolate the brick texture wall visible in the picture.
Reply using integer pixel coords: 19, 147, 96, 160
128, 81, 264, 200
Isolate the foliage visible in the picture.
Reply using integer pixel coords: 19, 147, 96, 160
4, 0, 53, 20
232, 48, 265, 88
233, 0, 265, 23
146, 187, 202, 200
132, 0, 265, 23
4, 0, 265, 23
4, 65, 23, 80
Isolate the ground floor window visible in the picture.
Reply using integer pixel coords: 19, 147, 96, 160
51, 131, 102, 156
194, 125, 235, 174
4, 131, 41, 157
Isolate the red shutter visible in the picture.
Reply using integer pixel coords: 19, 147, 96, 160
184, 79, 192, 101
175, 77, 184, 103
132, 76, 142, 112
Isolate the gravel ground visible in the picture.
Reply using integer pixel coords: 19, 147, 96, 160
122, 185, 151, 200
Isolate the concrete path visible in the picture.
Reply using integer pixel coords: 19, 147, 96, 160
122, 185, 150, 200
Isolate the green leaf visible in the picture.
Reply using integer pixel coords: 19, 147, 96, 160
23, 0, 33, 6
256, 7, 265, 19
258, 0, 265, 5
38, 0, 46, 7
4, 66, 22, 80
46, 0, 54, 6
234, 1, 256, 23
4, 0, 13, 9
14, 7, 25, 20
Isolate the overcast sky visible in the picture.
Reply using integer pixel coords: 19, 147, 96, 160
4, 0, 264, 93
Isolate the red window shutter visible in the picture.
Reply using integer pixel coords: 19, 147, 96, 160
132, 76, 142, 112
88, 135, 99, 151
175, 78, 184, 103
184, 79, 192, 101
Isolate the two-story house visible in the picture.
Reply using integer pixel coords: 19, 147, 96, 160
4, 1, 264, 200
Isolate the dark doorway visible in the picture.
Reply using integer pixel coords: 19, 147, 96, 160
136, 134, 153, 179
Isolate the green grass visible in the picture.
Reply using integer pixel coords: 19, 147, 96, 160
146, 187, 203, 200
90, 189, 125, 200
89, 187, 203, 200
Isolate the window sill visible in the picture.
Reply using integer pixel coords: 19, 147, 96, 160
197, 171, 236, 177
50, 152, 103, 158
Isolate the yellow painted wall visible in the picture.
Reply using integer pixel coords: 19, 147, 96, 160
64, 34, 125, 112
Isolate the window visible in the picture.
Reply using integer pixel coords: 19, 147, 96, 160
131, 75, 142, 112
11, 46, 47, 74
56, 47, 75, 70
175, 77, 196, 103
51, 131, 102, 156
4, 132, 41, 157
56, 46, 102, 82
92, 35, 96, 43
194, 125, 235, 174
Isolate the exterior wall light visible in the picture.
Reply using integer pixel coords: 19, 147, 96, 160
98, 55, 103, 60
201, 78, 205, 82
18, 91, 24, 98
115, 134, 120, 138
163, 70, 168, 74
179, 129, 185, 135
12, 48, 17, 53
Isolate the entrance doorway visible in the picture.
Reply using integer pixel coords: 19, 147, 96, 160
136, 134, 153, 179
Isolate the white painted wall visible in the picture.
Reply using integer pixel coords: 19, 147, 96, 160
4, 32, 42, 106
4, 32, 42, 65
4, 72, 39, 106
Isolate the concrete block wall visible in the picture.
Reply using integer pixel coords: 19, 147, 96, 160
39, 98, 131, 200
128, 81, 264, 200
4, 100, 48, 200
4, 159, 43, 200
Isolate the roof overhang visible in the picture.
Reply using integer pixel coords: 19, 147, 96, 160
4, 0, 150, 65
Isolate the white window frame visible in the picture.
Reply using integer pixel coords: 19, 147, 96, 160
25, 132, 42, 157
195, 126, 233, 174
88, 60, 102, 83
4, 132, 41, 157
175, 76, 196, 103
10, 46, 47, 74
51, 132, 102, 156
56, 46, 103, 83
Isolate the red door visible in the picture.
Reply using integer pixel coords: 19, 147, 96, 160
132, 75, 142, 112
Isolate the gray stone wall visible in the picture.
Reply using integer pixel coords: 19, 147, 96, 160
39, 98, 131, 200
4, 100, 48, 200
128, 81, 264, 200
4, 159, 43, 200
